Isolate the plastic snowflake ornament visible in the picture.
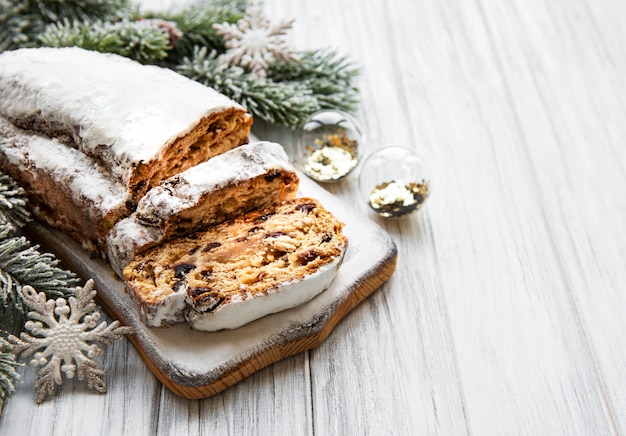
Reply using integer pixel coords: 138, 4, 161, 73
8, 280, 132, 403
213, 1, 299, 77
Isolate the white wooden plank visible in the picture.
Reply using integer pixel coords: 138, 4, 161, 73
154, 354, 311, 435
268, 0, 621, 434
3, 0, 626, 434
388, 0, 618, 433
264, 0, 471, 434
479, 0, 626, 432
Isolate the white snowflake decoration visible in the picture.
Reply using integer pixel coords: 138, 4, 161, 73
8, 280, 132, 403
213, 1, 299, 77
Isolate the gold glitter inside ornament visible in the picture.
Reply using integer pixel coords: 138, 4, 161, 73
368, 180, 430, 217
296, 110, 363, 182
359, 146, 432, 218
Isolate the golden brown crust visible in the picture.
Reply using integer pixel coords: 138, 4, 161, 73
130, 109, 253, 200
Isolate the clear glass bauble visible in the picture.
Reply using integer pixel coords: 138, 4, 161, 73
358, 146, 432, 217
295, 110, 364, 182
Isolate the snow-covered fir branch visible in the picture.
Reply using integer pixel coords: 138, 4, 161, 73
39, 19, 172, 64
269, 49, 360, 113
147, 0, 247, 64
0, 174, 30, 232
0, 224, 79, 321
0, 0, 131, 51
179, 47, 319, 127
0, 336, 20, 414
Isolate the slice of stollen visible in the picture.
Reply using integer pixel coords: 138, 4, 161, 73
106, 141, 300, 277
123, 197, 348, 330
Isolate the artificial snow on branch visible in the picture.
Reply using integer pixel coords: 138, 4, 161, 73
147, 0, 247, 64
178, 45, 360, 127
179, 47, 319, 127
0, 336, 20, 414
269, 49, 360, 114
0, 224, 79, 321
0, 0, 360, 128
39, 19, 173, 64
0, 0, 131, 51
0, 174, 30, 232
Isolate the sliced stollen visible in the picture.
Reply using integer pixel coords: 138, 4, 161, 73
123, 197, 348, 331
0, 116, 131, 253
0, 47, 253, 201
106, 141, 300, 277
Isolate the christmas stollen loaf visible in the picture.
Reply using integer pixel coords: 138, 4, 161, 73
107, 141, 300, 277
123, 197, 348, 330
0, 47, 252, 201
0, 116, 132, 252
0, 47, 348, 332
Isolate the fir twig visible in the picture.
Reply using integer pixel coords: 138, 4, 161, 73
39, 19, 171, 64
0, 174, 30, 232
269, 49, 360, 113
0, 0, 29, 51
0, 225, 78, 321
0, 335, 20, 414
179, 47, 320, 127
24, 0, 131, 23
0, 0, 131, 52
146, 0, 247, 65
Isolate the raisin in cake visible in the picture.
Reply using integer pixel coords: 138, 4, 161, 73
0, 116, 131, 253
107, 141, 300, 277
0, 47, 252, 200
124, 198, 348, 330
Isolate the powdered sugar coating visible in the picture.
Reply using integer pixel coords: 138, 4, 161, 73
106, 141, 298, 277
0, 47, 243, 185
0, 117, 129, 223
107, 218, 163, 277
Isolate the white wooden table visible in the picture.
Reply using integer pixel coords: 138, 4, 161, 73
3, 0, 626, 434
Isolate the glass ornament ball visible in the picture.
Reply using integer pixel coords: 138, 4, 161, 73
295, 110, 364, 182
358, 146, 432, 218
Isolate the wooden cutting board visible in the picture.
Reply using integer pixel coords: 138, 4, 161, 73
27, 174, 397, 399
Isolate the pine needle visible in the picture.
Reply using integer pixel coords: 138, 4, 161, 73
0, 0, 131, 51
39, 19, 171, 64
0, 225, 78, 320
269, 49, 360, 113
0, 336, 20, 414
145, 0, 247, 64
179, 47, 320, 127
0, 174, 30, 232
